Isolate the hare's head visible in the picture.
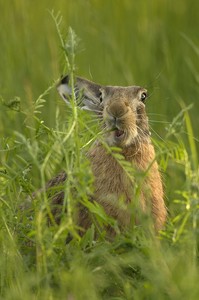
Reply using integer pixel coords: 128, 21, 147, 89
57, 76, 150, 147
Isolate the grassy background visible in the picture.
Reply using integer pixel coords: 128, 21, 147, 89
1, 0, 199, 132
0, 0, 199, 299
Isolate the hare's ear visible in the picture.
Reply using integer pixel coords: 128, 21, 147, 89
57, 75, 104, 112
57, 75, 71, 104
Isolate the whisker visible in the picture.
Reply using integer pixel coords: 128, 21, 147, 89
150, 126, 166, 143
81, 108, 103, 114
135, 124, 149, 139
82, 118, 103, 126
149, 120, 170, 124
147, 113, 167, 117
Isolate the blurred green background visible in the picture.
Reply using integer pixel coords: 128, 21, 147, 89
0, 0, 199, 138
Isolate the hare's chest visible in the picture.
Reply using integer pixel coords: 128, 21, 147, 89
89, 149, 134, 202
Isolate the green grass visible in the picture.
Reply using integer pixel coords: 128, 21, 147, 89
0, 1, 199, 299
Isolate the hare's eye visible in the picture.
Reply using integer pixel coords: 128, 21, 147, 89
140, 92, 147, 102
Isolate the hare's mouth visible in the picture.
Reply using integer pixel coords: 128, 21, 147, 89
106, 127, 133, 147
114, 129, 125, 139
107, 127, 138, 147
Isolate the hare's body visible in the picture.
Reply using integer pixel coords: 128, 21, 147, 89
87, 142, 165, 231
47, 76, 167, 234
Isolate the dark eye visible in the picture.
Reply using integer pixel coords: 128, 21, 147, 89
140, 92, 147, 102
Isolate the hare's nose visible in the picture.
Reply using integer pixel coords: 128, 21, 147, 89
106, 101, 129, 118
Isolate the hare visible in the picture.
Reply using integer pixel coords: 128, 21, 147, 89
45, 75, 167, 235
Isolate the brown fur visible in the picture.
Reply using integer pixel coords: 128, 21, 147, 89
42, 76, 167, 235
87, 142, 166, 231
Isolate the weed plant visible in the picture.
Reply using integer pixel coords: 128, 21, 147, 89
0, 4, 199, 300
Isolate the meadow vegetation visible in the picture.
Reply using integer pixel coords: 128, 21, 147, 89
0, 1, 199, 299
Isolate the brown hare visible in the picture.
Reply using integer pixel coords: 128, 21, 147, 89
31, 76, 167, 241
45, 75, 166, 236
